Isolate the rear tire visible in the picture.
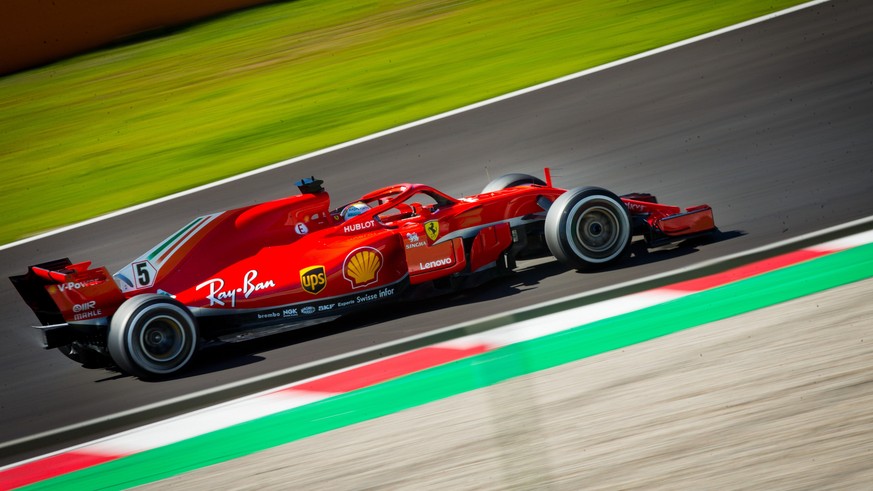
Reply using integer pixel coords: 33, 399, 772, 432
545, 186, 631, 271
108, 295, 198, 379
482, 173, 546, 193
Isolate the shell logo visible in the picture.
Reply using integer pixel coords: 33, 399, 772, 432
343, 247, 383, 289
343, 247, 383, 288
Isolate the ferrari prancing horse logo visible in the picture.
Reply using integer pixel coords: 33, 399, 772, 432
425, 220, 440, 241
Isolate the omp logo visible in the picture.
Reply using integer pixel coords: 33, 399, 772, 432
300, 265, 326, 295
425, 220, 440, 241
343, 247, 383, 289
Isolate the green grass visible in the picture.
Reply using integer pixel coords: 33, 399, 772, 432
0, 0, 808, 245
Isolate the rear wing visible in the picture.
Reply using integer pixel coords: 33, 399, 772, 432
9, 258, 125, 326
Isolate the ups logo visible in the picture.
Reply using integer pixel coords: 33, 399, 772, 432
300, 265, 326, 295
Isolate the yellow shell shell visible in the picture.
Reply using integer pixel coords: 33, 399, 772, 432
346, 249, 382, 286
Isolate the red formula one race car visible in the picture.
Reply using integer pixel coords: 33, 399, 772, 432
11, 171, 716, 378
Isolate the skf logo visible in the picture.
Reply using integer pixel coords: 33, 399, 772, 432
343, 247, 383, 289
300, 265, 326, 295
425, 220, 440, 241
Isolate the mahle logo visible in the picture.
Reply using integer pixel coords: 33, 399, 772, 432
300, 265, 326, 295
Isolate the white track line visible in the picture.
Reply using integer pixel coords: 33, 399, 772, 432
1, 0, 831, 252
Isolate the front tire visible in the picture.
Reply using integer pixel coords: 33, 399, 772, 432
108, 295, 198, 379
545, 186, 632, 271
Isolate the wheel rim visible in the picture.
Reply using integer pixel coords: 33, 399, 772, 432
573, 205, 620, 254
564, 196, 630, 263
138, 315, 186, 363
125, 303, 195, 374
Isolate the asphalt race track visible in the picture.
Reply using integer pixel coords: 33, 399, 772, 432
1, 0, 871, 465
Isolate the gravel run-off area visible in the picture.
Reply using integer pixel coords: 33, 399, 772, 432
142, 277, 873, 490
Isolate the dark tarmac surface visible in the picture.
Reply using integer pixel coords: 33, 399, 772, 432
1, 0, 871, 465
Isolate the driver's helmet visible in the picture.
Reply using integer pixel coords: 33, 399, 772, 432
342, 202, 371, 221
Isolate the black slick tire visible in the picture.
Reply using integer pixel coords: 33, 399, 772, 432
108, 294, 198, 379
482, 173, 546, 193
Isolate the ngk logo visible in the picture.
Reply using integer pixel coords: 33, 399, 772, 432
73, 301, 97, 313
